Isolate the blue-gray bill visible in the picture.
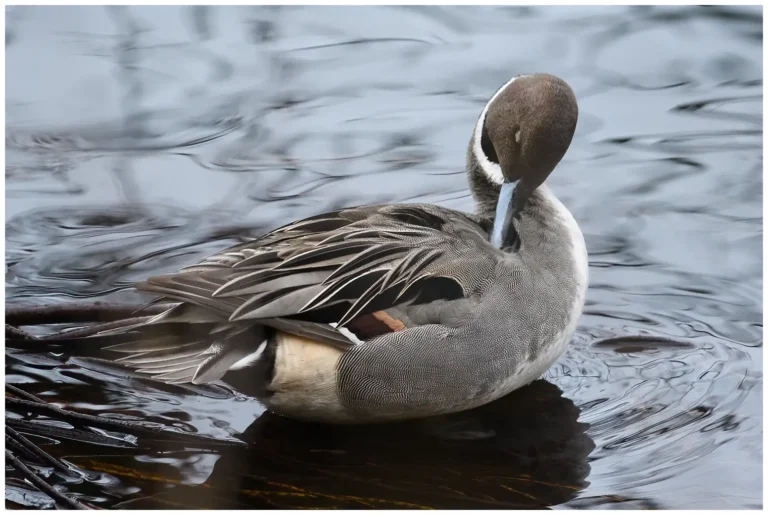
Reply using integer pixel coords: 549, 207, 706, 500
491, 180, 518, 249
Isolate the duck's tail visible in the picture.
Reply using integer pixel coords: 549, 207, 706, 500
99, 322, 267, 385
45, 303, 270, 386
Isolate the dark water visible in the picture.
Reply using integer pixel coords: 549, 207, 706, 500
5, 5, 762, 509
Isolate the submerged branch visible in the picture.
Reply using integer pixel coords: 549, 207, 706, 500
6, 396, 246, 449
6, 426, 72, 474
5, 449, 90, 510
7, 384, 47, 404
4, 300, 251, 509
6, 419, 138, 449
6, 324, 37, 340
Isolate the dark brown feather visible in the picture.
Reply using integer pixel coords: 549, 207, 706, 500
133, 203, 497, 342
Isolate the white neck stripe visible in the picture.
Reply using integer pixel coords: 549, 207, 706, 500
471, 75, 528, 186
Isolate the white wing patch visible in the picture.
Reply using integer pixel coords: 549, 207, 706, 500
329, 322, 364, 345
229, 340, 267, 370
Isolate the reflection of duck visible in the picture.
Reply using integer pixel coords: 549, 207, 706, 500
112, 380, 594, 509
89, 74, 587, 423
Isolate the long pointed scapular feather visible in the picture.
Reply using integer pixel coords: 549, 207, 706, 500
322, 243, 404, 284
319, 251, 407, 288
229, 284, 325, 321
228, 286, 305, 321
299, 269, 387, 313
213, 268, 290, 297
378, 247, 432, 293
337, 274, 388, 327
317, 229, 375, 246
270, 240, 372, 271
400, 248, 443, 286
215, 271, 329, 299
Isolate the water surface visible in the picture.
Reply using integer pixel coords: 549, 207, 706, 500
5, 5, 762, 509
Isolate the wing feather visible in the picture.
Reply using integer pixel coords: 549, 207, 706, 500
94, 204, 497, 386
130, 204, 495, 347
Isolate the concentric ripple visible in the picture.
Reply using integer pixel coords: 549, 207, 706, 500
5, 4, 762, 510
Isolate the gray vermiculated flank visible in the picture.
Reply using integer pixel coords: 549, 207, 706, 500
336, 188, 581, 419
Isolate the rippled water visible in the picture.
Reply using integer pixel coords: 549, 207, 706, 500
5, 5, 763, 509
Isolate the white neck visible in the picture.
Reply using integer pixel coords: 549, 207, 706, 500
535, 184, 589, 287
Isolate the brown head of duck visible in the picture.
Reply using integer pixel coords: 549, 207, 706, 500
466, 74, 578, 249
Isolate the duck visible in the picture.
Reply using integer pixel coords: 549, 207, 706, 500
97, 73, 588, 424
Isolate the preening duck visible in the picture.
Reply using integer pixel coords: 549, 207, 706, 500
99, 73, 588, 423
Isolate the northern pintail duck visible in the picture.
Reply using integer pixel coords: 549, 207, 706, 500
101, 73, 587, 423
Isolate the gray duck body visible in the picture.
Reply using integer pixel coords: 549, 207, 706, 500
93, 73, 588, 423
333, 187, 587, 422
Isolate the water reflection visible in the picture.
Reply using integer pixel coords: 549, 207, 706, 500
5, 4, 762, 509
61, 380, 594, 509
